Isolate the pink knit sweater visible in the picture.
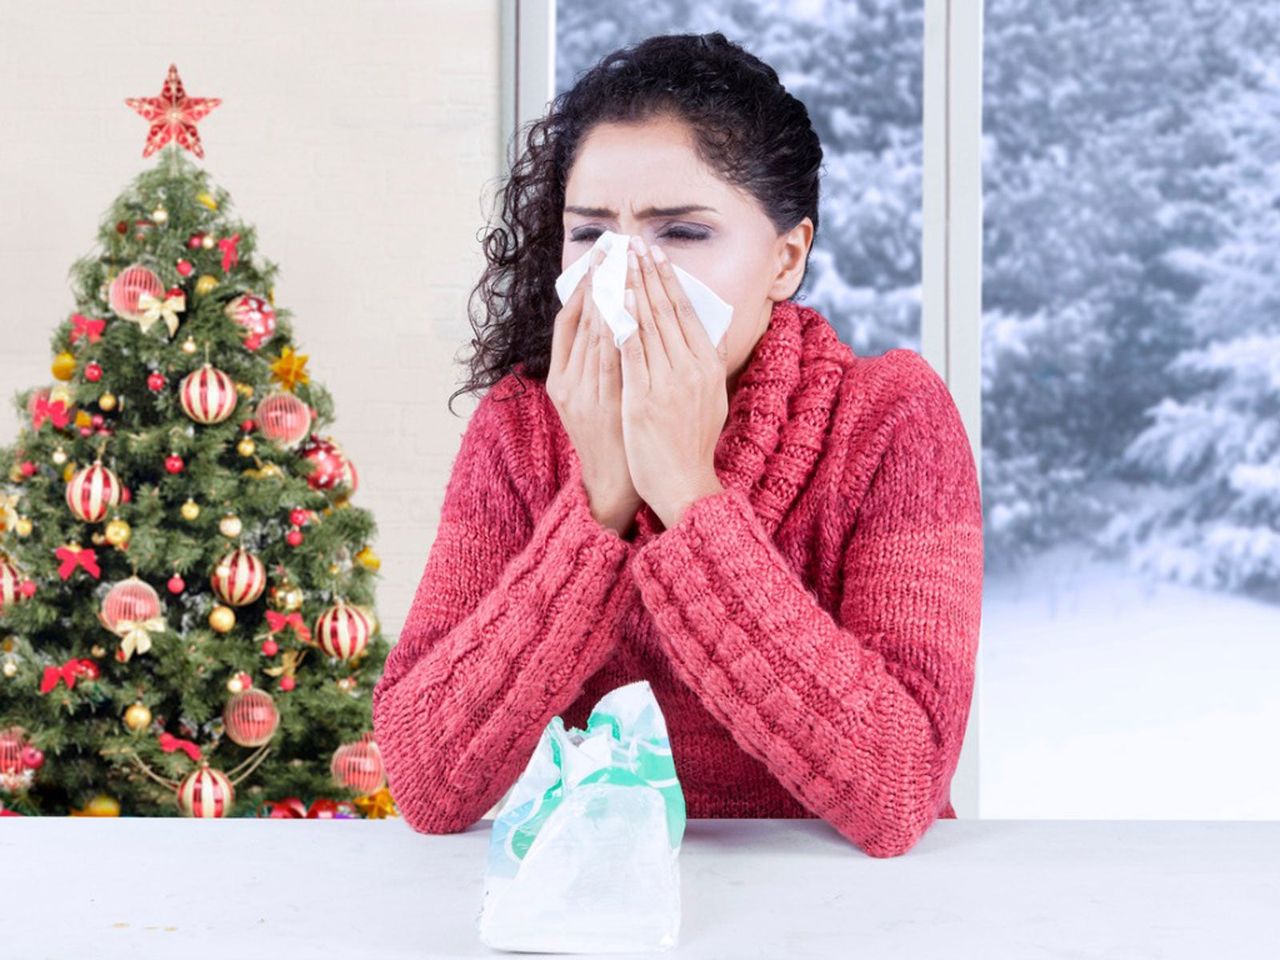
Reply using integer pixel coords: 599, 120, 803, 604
372, 299, 984, 858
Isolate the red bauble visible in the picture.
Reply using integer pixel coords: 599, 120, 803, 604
289, 508, 309, 527
176, 259, 193, 277
165, 454, 184, 474
167, 574, 185, 594
99, 576, 162, 633
286, 528, 303, 547
0, 557, 30, 610
84, 361, 103, 382
178, 363, 238, 424
298, 435, 347, 491
108, 264, 164, 321
187, 233, 205, 249
21, 746, 44, 770
224, 294, 277, 351
256, 392, 311, 447
279, 675, 296, 692
65, 458, 122, 522
313, 600, 371, 661
240, 418, 255, 433
121, 487, 132, 504
223, 688, 280, 747
210, 547, 267, 606
147, 371, 167, 391
176, 763, 234, 818
261, 638, 278, 657
19, 461, 36, 477
0, 727, 27, 775
331, 735, 385, 795
18, 580, 36, 600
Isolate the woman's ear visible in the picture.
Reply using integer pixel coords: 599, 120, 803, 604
768, 217, 814, 302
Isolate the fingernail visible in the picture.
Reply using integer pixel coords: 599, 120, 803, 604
651, 244, 666, 264
632, 235, 648, 257
627, 249, 638, 272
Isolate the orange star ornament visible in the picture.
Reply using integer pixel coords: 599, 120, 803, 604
125, 63, 221, 158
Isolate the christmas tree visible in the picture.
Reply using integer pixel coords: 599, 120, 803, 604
0, 65, 393, 818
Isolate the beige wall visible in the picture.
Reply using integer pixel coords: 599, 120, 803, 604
0, 0, 503, 641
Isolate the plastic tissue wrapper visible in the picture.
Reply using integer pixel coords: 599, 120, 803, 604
477, 679, 686, 954
553, 229, 734, 351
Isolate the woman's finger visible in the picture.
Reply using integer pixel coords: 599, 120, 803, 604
551, 253, 593, 378
565, 248, 604, 384
630, 238, 674, 373
650, 244, 713, 362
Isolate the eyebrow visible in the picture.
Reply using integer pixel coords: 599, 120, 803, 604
564, 203, 718, 219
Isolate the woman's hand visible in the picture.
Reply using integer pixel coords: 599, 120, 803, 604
617, 236, 728, 530
546, 244, 643, 538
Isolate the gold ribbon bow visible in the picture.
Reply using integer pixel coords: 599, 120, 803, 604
114, 615, 167, 661
134, 290, 186, 338
0, 493, 19, 533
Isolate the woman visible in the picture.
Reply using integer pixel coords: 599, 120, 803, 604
372, 32, 983, 859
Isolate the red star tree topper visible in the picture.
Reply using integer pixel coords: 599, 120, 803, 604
125, 63, 221, 158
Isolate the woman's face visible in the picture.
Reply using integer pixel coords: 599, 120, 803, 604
561, 114, 812, 393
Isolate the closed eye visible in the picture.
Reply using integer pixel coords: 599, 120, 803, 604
569, 226, 708, 243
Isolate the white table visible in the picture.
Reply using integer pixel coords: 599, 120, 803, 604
3, 816, 1276, 959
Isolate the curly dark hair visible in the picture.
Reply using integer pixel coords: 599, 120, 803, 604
448, 30, 823, 415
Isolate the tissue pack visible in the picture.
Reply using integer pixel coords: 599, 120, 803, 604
477, 679, 686, 953
554, 229, 734, 350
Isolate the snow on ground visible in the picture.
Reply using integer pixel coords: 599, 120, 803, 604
980, 542, 1280, 820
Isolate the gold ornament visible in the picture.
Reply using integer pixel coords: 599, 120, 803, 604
353, 786, 398, 819
8, 464, 24, 483
91, 532, 106, 545
15, 517, 33, 538
235, 382, 254, 398
152, 206, 168, 223
51, 351, 76, 381
268, 286, 276, 305
0, 493, 19, 532
219, 514, 242, 538
227, 675, 245, 694
196, 192, 218, 211
269, 346, 310, 392
201, 234, 215, 250
243, 461, 284, 480
51, 446, 68, 466
90, 644, 106, 657
2, 660, 16, 678
236, 437, 256, 457
74, 410, 92, 430
123, 702, 152, 732
71, 794, 121, 817
104, 517, 132, 548
180, 498, 201, 521
1, 637, 15, 653
209, 605, 236, 633
98, 392, 118, 412
355, 546, 381, 571
195, 274, 219, 297
181, 336, 198, 355
269, 580, 304, 613
328, 562, 341, 575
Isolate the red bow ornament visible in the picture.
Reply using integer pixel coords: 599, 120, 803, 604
31, 394, 71, 430
218, 233, 240, 272
69, 313, 106, 344
265, 610, 311, 644
158, 732, 203, 762
39, 657, 99, 694
55, 545, 100, 580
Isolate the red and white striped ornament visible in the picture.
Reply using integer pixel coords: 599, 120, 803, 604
210, 547, 266, 607
313, 599, 371, 661
179, 362, 238, 424
223, 688, 280, 747
255, 391, 311, 447
65, 459, 122, 523
176, 762, 235, 817
99, 576, 162, 631
0, 555, 28, 610
331, 734, 385, 794
108, 264, 164, 321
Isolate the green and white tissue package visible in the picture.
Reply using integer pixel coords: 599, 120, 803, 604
477, 679, 686, 953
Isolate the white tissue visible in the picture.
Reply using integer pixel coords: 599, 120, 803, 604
554, 229, 734, 350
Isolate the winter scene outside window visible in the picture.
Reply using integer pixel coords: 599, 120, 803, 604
981, 0, 1280, 819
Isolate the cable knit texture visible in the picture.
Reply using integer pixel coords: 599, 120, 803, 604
372, 299, 983, 858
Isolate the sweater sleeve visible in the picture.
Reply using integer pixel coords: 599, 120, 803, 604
372, 388, 633, 834
630, 364, 983, 858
